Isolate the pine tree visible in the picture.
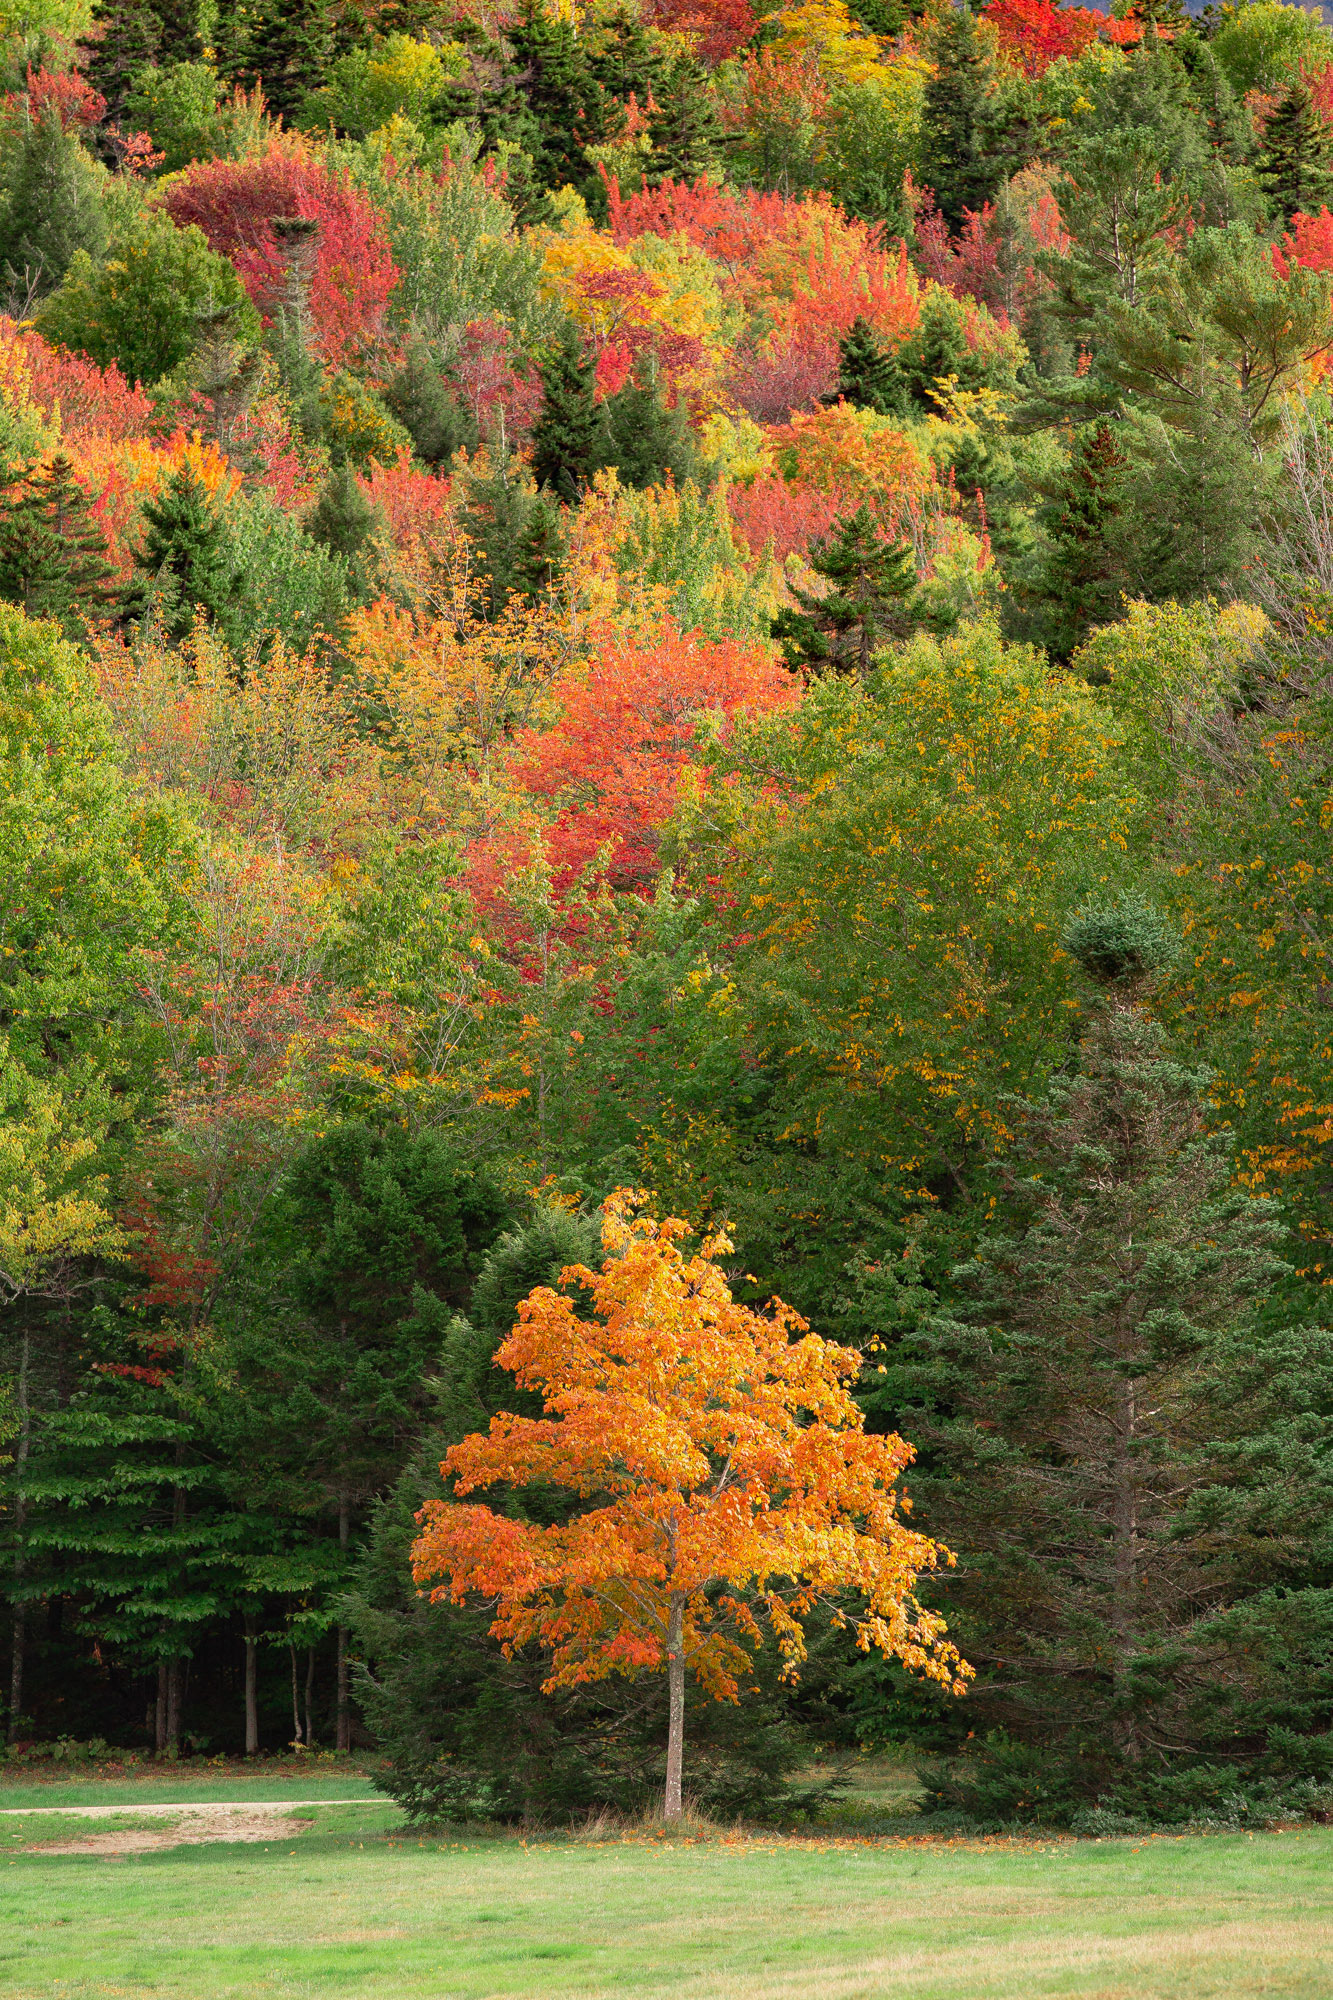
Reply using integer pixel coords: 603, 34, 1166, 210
831, 316, 901, 417
381, 344, 477, 470
513, 494, 567, 606
1258, 79, 1333, 226
507, 0, 608, 196
121, 464, 240, 642
877, 899, 1333, 1817
0, 455, 114, 636
772, 502, 917, 675
530, 323, 612, 506
305, 459, 381, 606
459, 437, 545, 619
919, 7, 998, 231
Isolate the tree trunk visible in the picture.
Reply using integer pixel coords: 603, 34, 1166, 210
155, 1660, 168, 1756
336, 1488, 351, 1752
290, 1643, 302, 1747
243, 1617, 259, 1757
305, 1645, 315, 1750
165, 1656, 183, 1756
1111, 1372, 1141, 1759
664, 1591, 686, 1822
7, 1330, 31, 1742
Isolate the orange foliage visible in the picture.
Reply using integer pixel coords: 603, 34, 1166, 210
413, 1194, 965, 1808
503, 625, 797, 896
769, 402, 936, 533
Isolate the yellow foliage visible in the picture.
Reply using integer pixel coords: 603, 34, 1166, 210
771, 0, 884, 84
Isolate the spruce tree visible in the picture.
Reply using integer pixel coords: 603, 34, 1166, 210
513, 494, 567, 606
877, 900, 1333, 1818
1258, 79, 1333, 226
0, 455, 113, 636
83, 0, 163, 123
772, 503, 916, 675
305, 459, 382, 606
646, 58, 723, 186
225, 0, 339, 119
0, 110, 109, 304
603, 374, 697, 490
530, 323, 611, 506
507, 0, 607, 196
381, 344, 477, 470
459, 438, 545, 618
121, 464, 240, 642
1028, 421, 1129, 661
919, 7, 998, 231
832, 316, 901, 417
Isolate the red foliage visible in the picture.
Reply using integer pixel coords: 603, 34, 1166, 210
162, 140, 399, 367
984, 0, 1138, 73
725, 339, 837, 421
639, 0, 756, 64
1273, 207, 1333, 279
455, 316, 544, 438
498, 627, 796, 898
358, 446, 454, 546
909, 172, 1068, 323
3, 320, 155, 441
726, 475, 847, 563
7, 64, 106, 129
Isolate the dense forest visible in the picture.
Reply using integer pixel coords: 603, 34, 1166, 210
2, 0, 1333, 1831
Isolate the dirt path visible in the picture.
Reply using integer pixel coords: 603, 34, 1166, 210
2, 1798, 379, 1856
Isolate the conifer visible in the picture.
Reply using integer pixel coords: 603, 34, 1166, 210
773, 503, 916, 675
919, 7, 997, 230
225, 0, 338, 118
646, 58, 724, 186
83, 0, 163, 123
382, 345, 477, 470
603, 374, 697, 490
306, 459, 381, 605
1258, 79, 1333, 225
121, 463, 240, 642
0, 456, 114, 636
832, 316, 901, 417
531, 324, 611, 506
0, 110, 109, 304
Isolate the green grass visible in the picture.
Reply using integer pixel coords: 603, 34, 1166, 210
0, 1772, 381, 1808
2, 1811, 1333, 1998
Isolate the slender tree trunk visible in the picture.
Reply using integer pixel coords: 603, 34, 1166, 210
336, 1488, 351, 1752
305, 1645, 315, 1750
7, 1330, 31, 1742
664, 1591, 686, 1823
243, 1617, 259, 1757
165, 1657, 183, 1756
290, 1643, 302, 1747
155, 1660, 168, 1756
1111, 1371, 1141, 1758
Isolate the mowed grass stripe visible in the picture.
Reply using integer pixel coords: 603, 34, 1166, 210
1, 1823, 1330, 1998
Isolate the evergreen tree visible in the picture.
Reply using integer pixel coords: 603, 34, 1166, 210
646, 57, 723, 186
512, 494, 567, 606
459, 438, 546, 618
878, 900, 1333, 1821
530, 323, 612, 506
919, 7, 998, 231
0, 455, 113, 636
1258, 79, 1333, 225
589, 5, 666, 108
602, 373, 698, 489
832, 316, 900, 416
224, 0, 339, 119
1026, 421, 1129, 661
82, 0, 163, 123
0, 110, 108, 304
305, 458, 382, 606
772, 502, 916, 675
507, 0, 607, 196
381, 344, 477, 470
121, 464, 240, 642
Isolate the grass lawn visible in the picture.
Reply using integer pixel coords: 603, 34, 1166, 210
2, 1794, 1332, 1999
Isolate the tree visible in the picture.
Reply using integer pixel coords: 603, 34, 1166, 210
223, 0, 339, 119
82, 0, 162, 122
381, 343, 477, 470
602, 373, 698, 489
1026, 421, 1129, 659
0, 106, 107, 304
305, 459, 382, 606
531, 322, 611, 505
38, 212, 259, 390
832, 315, 898, 415
1258, 78, 1333, 225
412, 1194, 965, 1820
877, 899, 1333, 1819
0, 453, 112, 635
121, 463, 240, 642
646, 56, 723, 186
772, 501, 916, 675
919, 7, 998, 231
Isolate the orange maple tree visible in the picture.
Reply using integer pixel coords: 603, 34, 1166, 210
412, 1194, 968, 1819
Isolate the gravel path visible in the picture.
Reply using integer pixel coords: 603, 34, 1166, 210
2, 1797, 382, 1854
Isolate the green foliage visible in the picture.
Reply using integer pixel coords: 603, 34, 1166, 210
120, 463, 240, 643
531, 320, 610, 504
1257, 77, 1333, 224
381, 342, 477, 469
226, 487, 349, 653
919, 6, 998, 230
299, 34, 460, 138
38, 211, 258, 389
772, 502, 916, 675
305, 459, 383, 606
0, 453, 112, 636
0, 108, 107, 302
123, 60, 223, 172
